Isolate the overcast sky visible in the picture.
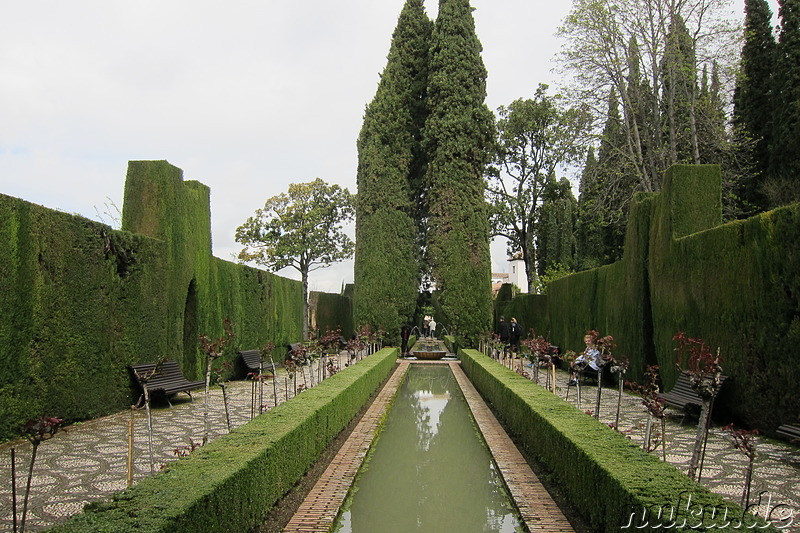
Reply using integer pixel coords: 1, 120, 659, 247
0, 0, 762, 292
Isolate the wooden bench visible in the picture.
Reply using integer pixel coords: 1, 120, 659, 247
776, 424, 800, 444
129, 360, 205, 407
658, 371, 730, 418
238, 349, 278, 377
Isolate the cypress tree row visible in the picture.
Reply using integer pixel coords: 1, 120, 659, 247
537, 176, 578, 277
353, 0, 433, 341
576, 147, 604, 270
422, 0, 494, 341
733, 0, 776, 211
769, 0, 800, 205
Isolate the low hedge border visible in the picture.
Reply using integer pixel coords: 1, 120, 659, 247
49, 347, 399, 533
459, 349, 776, 532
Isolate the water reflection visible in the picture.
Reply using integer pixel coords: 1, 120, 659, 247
335, 365, 523, 533
413, 389, 450, 451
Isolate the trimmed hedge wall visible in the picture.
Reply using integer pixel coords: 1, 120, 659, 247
648, 167, 800, 430
310, 290, 355, 339
495, 293, 551, 339
48, 348, 398, 533
459, 349, 774, 532
0, 193, 169, 438
0, 161, 350, 441
512, 165, 799, 433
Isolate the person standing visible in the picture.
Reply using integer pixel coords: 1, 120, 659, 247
497, 315, 511, 355
510, 317, 522, 354
401, 323, 411, 356
429, 317, 437, 339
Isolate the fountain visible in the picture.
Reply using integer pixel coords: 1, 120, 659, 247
411, 337, 447, 360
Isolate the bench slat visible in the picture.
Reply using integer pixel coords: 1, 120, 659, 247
776, 425, 800, 443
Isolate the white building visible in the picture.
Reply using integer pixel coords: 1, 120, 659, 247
507, 255, 528, 294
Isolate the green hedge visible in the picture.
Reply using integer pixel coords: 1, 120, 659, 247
310, 290, 355, 339
0, 193, 169, 438
495, 293, 551, 339
508, 165, 800, 432
0, 161, 349, 441
459, 349, 774, 532
648, 166, 800, 429
48, 347, 398, 533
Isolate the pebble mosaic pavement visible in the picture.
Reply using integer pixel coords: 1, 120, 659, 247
0, 351, 797, 532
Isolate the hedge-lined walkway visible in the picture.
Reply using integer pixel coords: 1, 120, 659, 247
0, 351, 360, 532
1, 354, 798, 531
500, 356, 800, 527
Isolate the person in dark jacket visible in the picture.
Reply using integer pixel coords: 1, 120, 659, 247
497, 315, 511, 355
510, 317, 522, 354
401, 323, 411, 356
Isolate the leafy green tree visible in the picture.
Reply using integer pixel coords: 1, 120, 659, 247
698, 61, 751, 220
487, 84, 590, 290
733, 0, 776, 211
768, 0, 800, 206
354, 0, 432, 342
423, 0, 494, 341
235, 179, 354, 338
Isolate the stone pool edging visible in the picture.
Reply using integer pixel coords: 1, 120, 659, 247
458, 349, 776, 533
46, 347, 399, 533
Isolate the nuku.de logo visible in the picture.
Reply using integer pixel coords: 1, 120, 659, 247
619, 491, 795, 529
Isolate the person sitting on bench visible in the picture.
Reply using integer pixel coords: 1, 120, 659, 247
568, 333, 600, 386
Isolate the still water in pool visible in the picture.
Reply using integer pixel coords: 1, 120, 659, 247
335, 364, 523, 533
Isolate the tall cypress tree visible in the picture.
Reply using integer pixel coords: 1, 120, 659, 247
423, 0, 494, 341
661, 14, 698, 165
576, 147, 603, 270
596, 90, 637, 263
769, 0, 800, 205
733, 0, 776, 210
353, 0, 432, 340
537, 175, 577, 276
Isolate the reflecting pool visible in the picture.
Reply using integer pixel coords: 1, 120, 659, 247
335, 364, 523, 533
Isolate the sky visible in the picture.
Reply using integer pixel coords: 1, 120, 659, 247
0, 0, 765, 293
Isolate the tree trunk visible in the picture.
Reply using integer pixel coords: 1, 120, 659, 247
11, 448, 17, 533
144, 384, 154, 473
688, 397, 712, 480
270, 356, 278, 410
301, 268, 310, 339
203, 356, 213, 446
221, 383, 231, 432
594, 366, 604, 420
615, 371, 624, 430
742, 455, 754, 508
21, 443, 39, 533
